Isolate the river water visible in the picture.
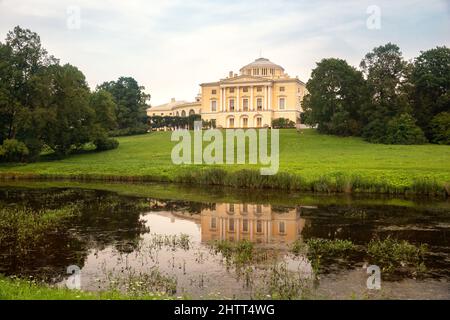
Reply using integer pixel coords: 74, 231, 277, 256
0, 182, 448, 299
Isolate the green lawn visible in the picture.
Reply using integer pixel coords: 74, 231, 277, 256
0, 129, 449, 193
0, 276, 171, 300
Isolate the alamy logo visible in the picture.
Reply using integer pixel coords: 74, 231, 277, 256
171, 121, 279, 175
66, 265, 81, 290
366, 265, 381, 290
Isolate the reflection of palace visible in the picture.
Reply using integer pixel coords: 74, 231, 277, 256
200, 203, 305, 245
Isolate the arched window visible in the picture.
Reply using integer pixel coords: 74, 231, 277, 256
181, 110, 186, 117
189, 109, 195, 115
176, 111, 179, 116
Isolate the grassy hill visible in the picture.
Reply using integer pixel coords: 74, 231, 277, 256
1, 129, 449, 194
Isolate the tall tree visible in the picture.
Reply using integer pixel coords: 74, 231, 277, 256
0, 26, 58, 157
90, 89, 117, 131
302, 58, 368, 136
42, 64, 94, 156
410, 46, 450, 138
98, 77, 150, 133
360, 43, 413, 142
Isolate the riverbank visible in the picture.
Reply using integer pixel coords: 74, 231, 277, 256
1, 129, 449, 196
0, 277, 171, 300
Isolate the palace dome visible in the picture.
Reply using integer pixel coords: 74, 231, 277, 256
239, 57, 284, 76
240, 57, 284, 70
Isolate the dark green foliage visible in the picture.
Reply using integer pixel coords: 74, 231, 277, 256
384, 113, 427, 145
149, 114, 201, 130
94, 137, 119, 151
410, 47, 450, 138
0, 26, 149, 161
98, 77, 150, 134
360, 43, 411, 142
429, 112, 450, 145
41, 64, 95, 156
109, 125, 148, 137
90, 90, 117, 131
0, 139, 29, 162
304, 43, 448, 145
302, 58, 368, 136
271, 118, 296, 129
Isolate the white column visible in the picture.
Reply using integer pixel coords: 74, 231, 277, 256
220, 88, 223, 112
250, 86, 254, 111
236, 86, 240, 111
269, 86, 272, 110
264, 86, 267, 111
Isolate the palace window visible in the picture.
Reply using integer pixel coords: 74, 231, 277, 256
279, 97, 285, 110
256, 204, 262, 214
256, 98, 263, 111
257, 86, 262, 92
243, 219, 249, 232
229, 99, 235, 111
243, 204, 248, 213
211, 100, 217, 112
210, 217, 217, 229
229, 88, 235, 93
242, 118, 248, 128
279, 221, 285, 234
243, 87, 248, 93
256, 117, 262, 127
280, 86, 285, 92
229, 218, 234, 232
256, 220, 262, 233
181, 110, 186, 117
243, 98, 249, 111
229, 203, 235, 213
212, 89, 217, 94
270, 68, 274, 75
229, 118, 235, 128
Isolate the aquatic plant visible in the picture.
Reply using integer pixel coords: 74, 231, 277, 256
367, 237, 428, 274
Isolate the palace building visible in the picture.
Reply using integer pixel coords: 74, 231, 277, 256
147, 57, 307, 129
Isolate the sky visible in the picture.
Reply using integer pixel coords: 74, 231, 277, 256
0, 0, 449, 106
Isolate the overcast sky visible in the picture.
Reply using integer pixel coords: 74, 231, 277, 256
1, 0, 449, 106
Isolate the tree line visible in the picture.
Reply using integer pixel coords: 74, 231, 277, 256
302, 43, 450, 145
0, 26, 149, 162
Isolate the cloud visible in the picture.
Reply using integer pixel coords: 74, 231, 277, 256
0, 0, 449, 105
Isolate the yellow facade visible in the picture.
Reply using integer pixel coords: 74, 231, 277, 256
200, 203, 305, 245
147, 58, 307, 128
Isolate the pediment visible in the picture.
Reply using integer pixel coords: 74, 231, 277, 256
221, 75, 271, 84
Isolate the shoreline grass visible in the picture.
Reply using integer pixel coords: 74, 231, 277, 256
0, 168, 447, 196
1, 129, 449, 196
0, 276, 172, 300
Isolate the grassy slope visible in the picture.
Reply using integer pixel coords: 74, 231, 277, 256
0, 277, 169, 300
0, 129, 449, 190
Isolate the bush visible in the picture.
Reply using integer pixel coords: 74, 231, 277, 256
110, 125, 148, 137
362, 118, 388, 143
429, 112, 450, 145
94, 137, 119, 151
384, 113, 427, 145
326, 111, 362, 136
0, 139, 29, 162
272, 118, 296, 129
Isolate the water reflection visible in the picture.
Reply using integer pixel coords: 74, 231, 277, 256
200, 203, 305, 245
0, 185, 449, 299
